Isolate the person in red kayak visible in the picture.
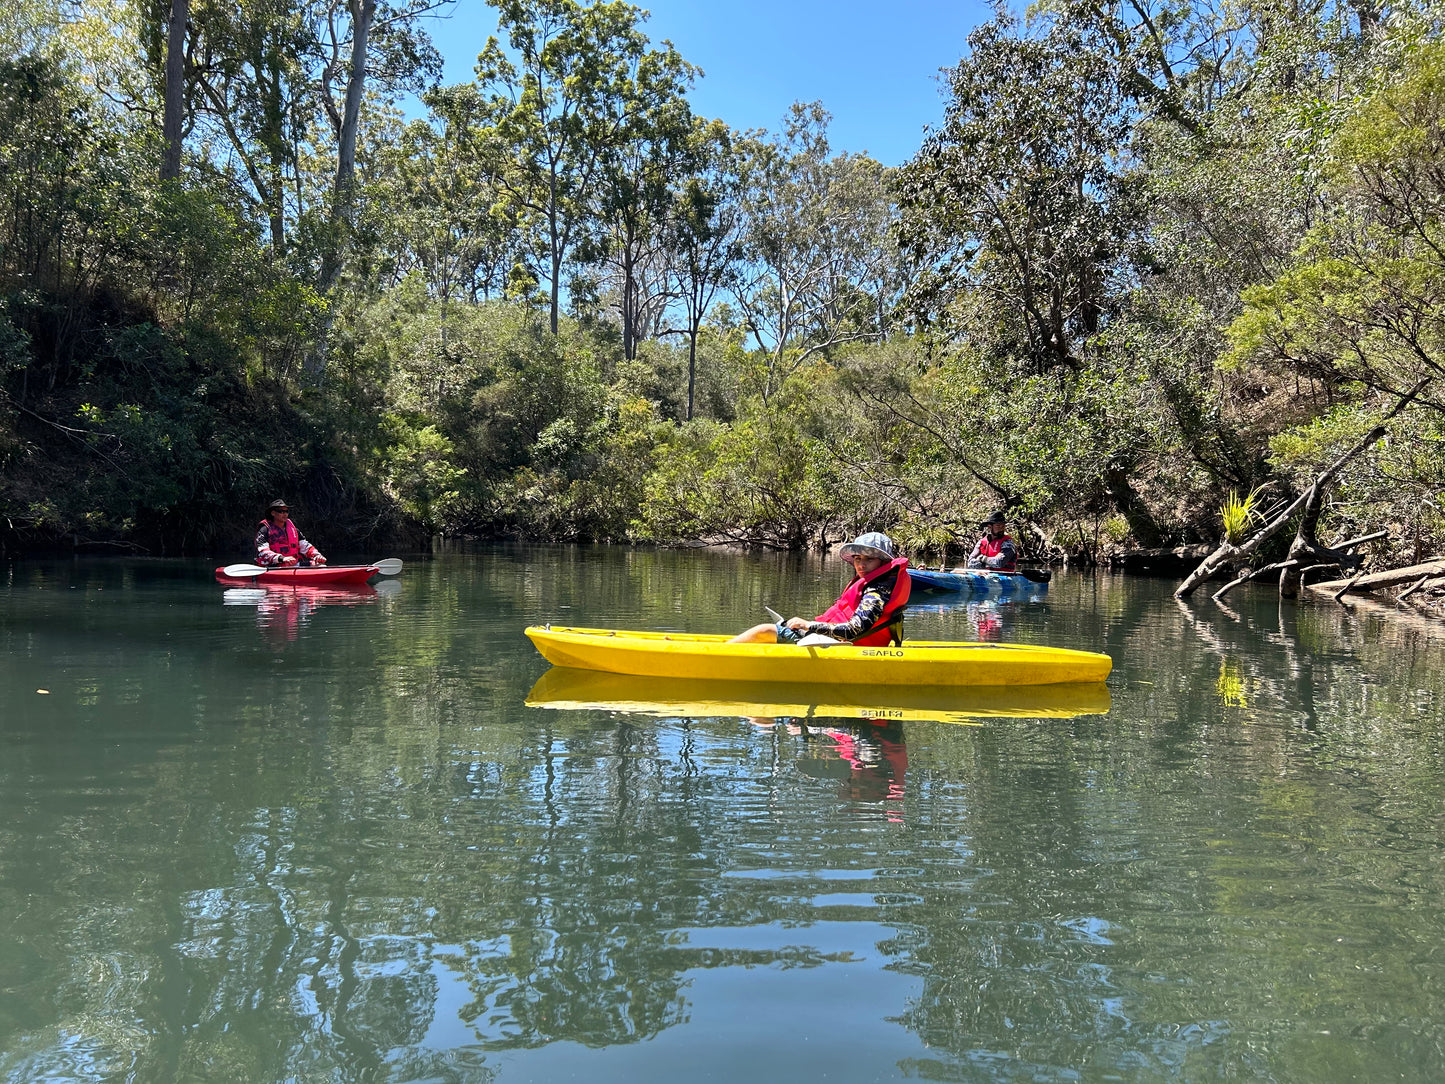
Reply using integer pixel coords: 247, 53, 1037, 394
730, 531, 911, 646
966, 511, 1017, 571
254, 499, 328, 568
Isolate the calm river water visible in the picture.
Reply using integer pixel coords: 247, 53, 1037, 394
2, 546, 1444, 1082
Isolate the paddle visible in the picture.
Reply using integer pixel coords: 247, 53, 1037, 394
765, 604, 845, 648
1015, 567, 1052, 583
220, 558, 404, 578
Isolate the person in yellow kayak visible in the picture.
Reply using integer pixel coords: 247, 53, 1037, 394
254, 499, 328, 568
730, 531, 912, 646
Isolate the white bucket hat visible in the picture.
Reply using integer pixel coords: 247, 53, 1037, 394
838, 531, 896, 561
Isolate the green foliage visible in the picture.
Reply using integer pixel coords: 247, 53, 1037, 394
899, 9, 1142, 373
1225, 37, 1445, 397
637, 374, 857, 548
383, 422, 464, 532
4, 0, 1443, 568
1219, 487, 1264, 544
733, 104, 899, 397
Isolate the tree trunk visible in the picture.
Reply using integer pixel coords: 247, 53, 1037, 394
310, 0, 375, 378
316, 0, 375, 297
686, 320, 701, 421
1104, 463, 1163, 548
160, 0, 189, 183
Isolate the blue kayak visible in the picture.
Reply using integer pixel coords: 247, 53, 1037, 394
910, 567, 1051, 594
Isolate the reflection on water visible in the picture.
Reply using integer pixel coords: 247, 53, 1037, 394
221, 579, 401, 642
2, 550, 1445, 1081
906, 591, 1047, 643
789, 719, 909, 822
527, 666, 1111, 723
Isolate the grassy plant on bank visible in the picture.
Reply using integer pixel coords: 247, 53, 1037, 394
1220, 487, 1264, 545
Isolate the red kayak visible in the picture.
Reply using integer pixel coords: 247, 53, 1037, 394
214, 564, 381, 586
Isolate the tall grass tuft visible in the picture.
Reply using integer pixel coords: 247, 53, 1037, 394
1220, 487, 1264, 544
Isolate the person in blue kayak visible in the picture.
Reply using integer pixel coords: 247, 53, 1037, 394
966, 511, 1017, 571
254, 499, 328, 568
730, 531, 911, 646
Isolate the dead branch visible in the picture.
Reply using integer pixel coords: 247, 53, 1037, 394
1211, 559, 1300, 601
1295, 562, 1342, 587
1334, 572, 1364, 604
1329, 529, 1389, 551
1397, 574, 1438, 602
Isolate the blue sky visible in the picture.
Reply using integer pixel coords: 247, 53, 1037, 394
424, 0, 993, 167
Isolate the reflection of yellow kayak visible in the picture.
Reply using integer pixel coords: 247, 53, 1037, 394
526, 667, 1111, 723
525, 625, 1112, 686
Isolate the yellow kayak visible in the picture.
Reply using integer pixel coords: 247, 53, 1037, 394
526, 667, 1111, 723
524, 625, 1112, 686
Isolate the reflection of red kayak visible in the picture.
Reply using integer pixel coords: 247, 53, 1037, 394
214, 564, 381, 586
222, 583, 379, 603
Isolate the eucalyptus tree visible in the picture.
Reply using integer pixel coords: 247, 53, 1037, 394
137, 0, 435, 271
583, 38, 697, 360
314, 0, 443, 298
181, 0, 319, 255
661, 118, 745, 420
159, 0, 188, 181
370, 84, 526, 302
733, 103, 900, 400
473, 0, 691, 335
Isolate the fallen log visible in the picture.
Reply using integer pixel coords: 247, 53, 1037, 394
1307, 559, 1445, 596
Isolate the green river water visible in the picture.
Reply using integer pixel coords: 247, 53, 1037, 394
1, 546, 1443, 1082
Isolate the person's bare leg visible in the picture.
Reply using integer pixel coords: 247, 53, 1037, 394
729, 623, 780, 644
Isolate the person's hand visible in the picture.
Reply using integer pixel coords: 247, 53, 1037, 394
312, 554, 327, 566
786, 617, 809, 631
282, 555, 299, 567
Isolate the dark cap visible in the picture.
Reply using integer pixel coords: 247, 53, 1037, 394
981, 510, 1006, 526
267, 499, 290, 511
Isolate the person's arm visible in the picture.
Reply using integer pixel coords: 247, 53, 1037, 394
966, 537, 985, 568
297, 531, 326, 565
805, 577, 894, 641
255, 525, 282, 566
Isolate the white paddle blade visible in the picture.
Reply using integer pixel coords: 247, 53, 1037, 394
221, 563, 268, 577
797, 633, 845, 647
374, 558, 404, 576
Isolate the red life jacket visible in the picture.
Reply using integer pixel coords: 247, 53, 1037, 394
977, 533, 1016, 571
815, 557, 912, 646
259, 518, 301, 558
